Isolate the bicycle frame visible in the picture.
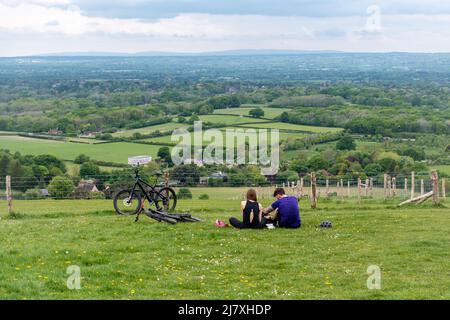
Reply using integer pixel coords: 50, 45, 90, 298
128, 170, 168, 206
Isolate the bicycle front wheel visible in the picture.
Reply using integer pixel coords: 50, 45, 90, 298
156, 187, 177, 212
114, 190, 142, 215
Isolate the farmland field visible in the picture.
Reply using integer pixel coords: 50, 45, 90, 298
213, 107, 291, 119
142, 128, 306, 145
112, 122, 188, 138
239, 122, 344, 133
0, 136, 162, 164
198, 115, 270, 125
0, 193, 449, 300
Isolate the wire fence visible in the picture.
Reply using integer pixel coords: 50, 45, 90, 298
0, 171, 447, 203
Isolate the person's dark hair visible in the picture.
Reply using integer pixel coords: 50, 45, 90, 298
273, 188, 285, 197
246, 188, 258, 202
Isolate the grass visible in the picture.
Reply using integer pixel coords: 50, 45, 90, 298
0, 192, 449, 300
433, 165, 450, 176
213, 107, 291, 119
142, 128, 306, 145
112, 122, 188, 138
198, 115, 270, 125
0, 136, 162, 164
239, 122, 343, 133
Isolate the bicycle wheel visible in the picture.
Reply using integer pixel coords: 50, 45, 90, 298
114, 190, 142, 215
155, 187, 177, 212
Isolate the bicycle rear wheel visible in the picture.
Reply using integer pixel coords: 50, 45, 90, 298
155, 187, 177, 212
114, 190, 142, 215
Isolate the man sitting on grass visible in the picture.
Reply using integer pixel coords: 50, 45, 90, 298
263, 188, 301, 229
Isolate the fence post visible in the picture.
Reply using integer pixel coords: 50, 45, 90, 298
6, 175, 12, 214
442, 178, 446, 199
347, 181, 350, 198
411, 171, 415, 199
392, 177, 396, 196
420, 179, 424, 196
431, 170, 439, 205
388, 176, 392, 197
404, 178, 408, 196
383, 174, 388, 200
310, 172, 317, 209
326, 179, 329, 197
358, 177, 362, 201
163, 171, 170, 188
365, 178, 369, 197
300, 178, 304, 198
369, 178, 373, 197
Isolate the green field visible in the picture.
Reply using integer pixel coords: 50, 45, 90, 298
239, 122, 343, 133
112, 122, 188, 138
433, 165, 450, 176
0, 136, 161, 164
0, 192, 449, 300
199, 115, 270, 125
142, 128, 306, 145
213, 107, 291, 119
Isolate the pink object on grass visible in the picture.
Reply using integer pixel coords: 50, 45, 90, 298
215, 220, 229, 228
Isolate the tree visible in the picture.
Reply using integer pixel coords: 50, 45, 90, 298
336, 134, 356, 151
171, 164, 200, 186
249, 107, 265, 118
48, 176, 75, 199
79, 162, 100, 179
157, 147, 172, 165
34, 154, 66, 172
74, 154, 91, 164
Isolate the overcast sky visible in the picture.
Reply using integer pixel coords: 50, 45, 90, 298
1, 0, 450, 56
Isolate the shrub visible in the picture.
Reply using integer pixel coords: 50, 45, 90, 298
198, 194, 209, 200
177, 188, 192, 199
48, 176, 75, 199
74, 154, 90, 164
90, 191, 105, 200
24, 189, 44, 200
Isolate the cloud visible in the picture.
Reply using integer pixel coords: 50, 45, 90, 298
1, 1, 450, 55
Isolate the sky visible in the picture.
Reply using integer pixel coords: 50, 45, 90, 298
0, 0, 450, 56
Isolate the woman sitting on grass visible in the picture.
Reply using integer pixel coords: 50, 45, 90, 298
229, 188, 263, 229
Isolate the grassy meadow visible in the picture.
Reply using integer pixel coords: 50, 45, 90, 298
0, 136, 161, 164
0, 190, 449, 300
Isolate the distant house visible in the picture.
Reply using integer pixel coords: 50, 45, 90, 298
39, 189, 50, 198
211, 171, 228, 179
76, 179, 99, 193
73, 180, 100, 199
48, 129, 63, 135
79, 131, 102, 138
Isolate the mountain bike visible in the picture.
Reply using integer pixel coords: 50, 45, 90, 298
113, 166, 177, 216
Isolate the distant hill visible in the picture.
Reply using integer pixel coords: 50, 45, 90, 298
38, 49, 344, 57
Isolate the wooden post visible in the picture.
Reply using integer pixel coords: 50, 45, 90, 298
300, 178, 304, 197
326, 179, 329, 197
365, 178, 369, 197
404, 178, 408, 196
6, 176, 12, 214
163, 171, 170, 188
420, 179, 424, 196
347, 181, 350, 198
310, 172, 317, 209
358, 177, 362, 201
442, 178, 446, 199
411, 171, 415, 200
388, 177, 392, 197
431, 170, 439, 205
383, 174, 388, 200
392, 177, 396, 196
369, 178, 373, 197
